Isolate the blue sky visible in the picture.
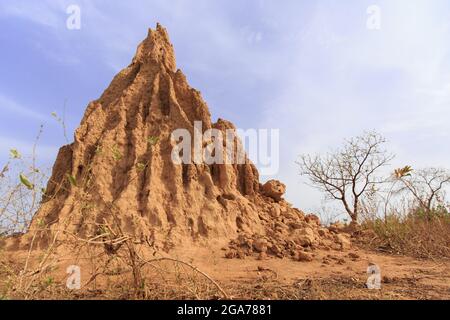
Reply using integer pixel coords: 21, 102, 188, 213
0, 0, 449, 214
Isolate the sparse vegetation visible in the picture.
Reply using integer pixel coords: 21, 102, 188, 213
299, 132, 449, 260
298, 131, 394, 224
359, 166, 450, 259
361, 207, 449, 259
0, 126, 49, 235
395, 167, 449, 217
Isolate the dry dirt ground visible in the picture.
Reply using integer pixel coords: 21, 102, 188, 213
2, 244, 448, 300
178, 246, 450, 300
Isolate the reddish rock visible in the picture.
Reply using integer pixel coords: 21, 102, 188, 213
296, 251, 314, 262
334, 234, 352, 250
305, 214, 320, 226
261, 180, 286, 202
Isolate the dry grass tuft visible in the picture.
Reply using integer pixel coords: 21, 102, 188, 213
360, 208, 450, 260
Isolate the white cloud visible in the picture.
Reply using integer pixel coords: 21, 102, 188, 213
0, 94, 49, 122
0, 1, 66, 29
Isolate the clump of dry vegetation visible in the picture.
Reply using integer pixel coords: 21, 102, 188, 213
358, 166, 449, 259
360, 208, 449, 259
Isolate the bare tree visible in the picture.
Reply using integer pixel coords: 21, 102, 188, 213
298, 131, 394, 224
395, 167, 450, 215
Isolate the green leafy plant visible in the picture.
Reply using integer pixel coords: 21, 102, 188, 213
136, 162, 147, 172
95, 145, 103, 155
97, 225, 110, 236
37, 218, 46, 228
9, 149, 21, 159
43, 276, 54, 288
0, 164, 8, 178
81, 202, 96, 211
19, 174, 34, 190
111, 145, 122, 161
147, 136, 159, 146
66, 173, 77, 187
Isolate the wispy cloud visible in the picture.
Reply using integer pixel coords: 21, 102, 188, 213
0, 94, 49, 122
0, 1, 65, 29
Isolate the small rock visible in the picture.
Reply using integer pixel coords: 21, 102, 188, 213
301, 227, 315, 237
294, 227, 316, 247
236, 249, 246, 259
296, 251, 314, 262
334, 233, 351, 250
318, 228, 329, 237
296, 235, 314, 247
282, 211, 298, 220
225, 250, 237, 259
268, 244, 281, 255
348, 252, 360, 259
237, 234, 252, 248
257, 252, 267, 260
329, 222, 346, 233
305, 214, 320, 226
257, 265, 266, 272
270, 204, 281, 218
288, 222, 304, 230
275, 221, 289, 230
253, 239, 268, 253
262, 180, 286, 202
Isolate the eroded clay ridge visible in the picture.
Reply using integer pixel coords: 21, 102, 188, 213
4, 24, 350, 258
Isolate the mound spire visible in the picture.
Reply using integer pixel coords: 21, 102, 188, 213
4, 24, 349, 259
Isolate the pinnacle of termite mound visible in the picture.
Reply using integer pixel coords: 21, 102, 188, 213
2, 24, 351, 259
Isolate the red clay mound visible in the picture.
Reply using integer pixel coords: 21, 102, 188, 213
3, 24, 350, 259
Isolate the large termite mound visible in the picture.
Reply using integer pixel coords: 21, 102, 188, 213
3, 24, 350, 258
